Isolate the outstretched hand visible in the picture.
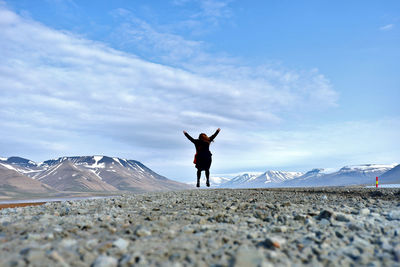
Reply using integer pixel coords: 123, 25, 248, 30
183, 130, 187, 135
217, 128, 221, 132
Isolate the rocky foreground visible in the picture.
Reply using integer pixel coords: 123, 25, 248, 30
0, 188, 400, 266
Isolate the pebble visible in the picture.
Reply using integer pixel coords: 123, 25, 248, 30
48, 250, 68, 267
135, 226, 151, 237
317, 210, 333, 220
92, 255, 118, 267
359, 208, 370, 216
233, 246, 264, 266
318, 218, 330, 226
0, 188, 398, 266
113, 238, 129, 251
335, 213, 351, 222
387, 210, 400, 220
60, 238, 77, 248
258, 236, 286, 249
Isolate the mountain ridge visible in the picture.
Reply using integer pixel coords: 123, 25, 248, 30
217, 164, 399, 188
0, 155, 191, 194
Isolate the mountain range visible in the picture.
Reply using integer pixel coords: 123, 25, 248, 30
0, 156, 190, 196
215, 164, 399, 188
2, 156, 398, 196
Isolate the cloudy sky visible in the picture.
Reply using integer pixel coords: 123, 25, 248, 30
1, 0, 399, 182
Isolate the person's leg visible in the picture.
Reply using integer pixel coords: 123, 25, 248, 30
196, 169, 201, 187
205, 169, 210, 187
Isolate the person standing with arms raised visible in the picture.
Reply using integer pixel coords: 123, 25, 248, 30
183, 128, 221, 187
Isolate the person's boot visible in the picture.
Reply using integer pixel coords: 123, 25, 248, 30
206, 179, 210, 187
196, 178, 200, 188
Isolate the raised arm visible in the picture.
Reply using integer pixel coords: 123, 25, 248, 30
209, 128, 221, 142
183, 131, 195, 143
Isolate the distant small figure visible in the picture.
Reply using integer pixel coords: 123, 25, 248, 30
183, 128, 221, 187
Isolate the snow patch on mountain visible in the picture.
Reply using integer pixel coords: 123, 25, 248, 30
210, 176, 230, 184
0, 163, 17, 171
258, 171, 303, 184
88, 169, 103, 180
338, 164, 397, 173
217, 164, 399, 188
91, 156, 105, 168
186, 176, 230, 187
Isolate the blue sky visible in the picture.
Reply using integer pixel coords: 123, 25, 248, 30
0, 0, 399, 182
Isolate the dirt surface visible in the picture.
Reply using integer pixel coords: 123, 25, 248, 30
0, 187, 399, 266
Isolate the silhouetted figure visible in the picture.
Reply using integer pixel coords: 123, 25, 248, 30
183, 128, 220, 187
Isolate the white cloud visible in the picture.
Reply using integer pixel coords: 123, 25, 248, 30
0, 6, 340, 180
173, 0, 233, 21
194, 0, 233, 22
379, 24, 394, 31
209, 118, 400, 176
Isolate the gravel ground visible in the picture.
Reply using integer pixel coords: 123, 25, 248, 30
0, 188, 400, 267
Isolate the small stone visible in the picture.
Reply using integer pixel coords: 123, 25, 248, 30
233, 246, 264, 266
347, 222, 362, 231
321, 195, 328, 200
27, 233, 42, 241
382, 242, 393, 252
335, 231, 344, 238
54, 226, 63, 233
335, 213, 351, 222
379, 238, 393, 252
272, 226, 287, 233
113, 238, 129, 251
60, 238, 77, 248
98, 242, 113, 253
135, 226, 151, 237
26, 249, 46, 264
247, 232, 258, 239
86, 239, 99, 250
317, 210, 333, 220
258, 236, 286, 249
92, 255, 118, 267
247, 217, 257, 223
294, 214, 306, 222
182, 225, 194, 234
359, 208, 370, 216
20, 248, 31, 256
388, 210, 400, 220
48, 250, 68, 267
352, 236, 370, 249
369, 191, 384, 197
394, 244, 400, 262
318, 218, 330, 226
305, 218, 315, 226
46, 232, 54, 240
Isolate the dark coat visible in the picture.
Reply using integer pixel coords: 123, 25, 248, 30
184, 130, 220, 170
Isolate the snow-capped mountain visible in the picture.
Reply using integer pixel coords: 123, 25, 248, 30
303, 164, 397, 187
217, 164, 398, 188
0, 155, 191, 193
282, 169, 327, 187
337, 164, 396, 176
187, 176, 230, 188
219, 171, 303, 188
1, 156, 37, 168
0, 157, 44, 178
36, 160, 118, 192
376, 164, 400, 184
0, 163, 54, 194
218, 172, 263, 188
249, 170, 303, 187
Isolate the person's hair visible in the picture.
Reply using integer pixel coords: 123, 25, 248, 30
199, 133, 212, 143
